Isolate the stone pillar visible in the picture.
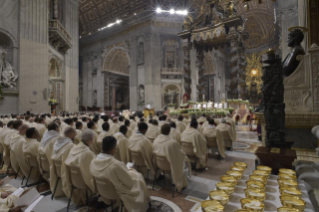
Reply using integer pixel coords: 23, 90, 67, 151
149, 33, 161, 110
190, 46, 197, 102
298, 0, 309, 52
129, 37, 138, 111
197, 50, 205, 101
63, 0, 79, 112
182, 40, 192, 98
19, 0, 49, 113
229, 39, 239, 99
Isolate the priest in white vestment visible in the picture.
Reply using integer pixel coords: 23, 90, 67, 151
90, 136, 151, 212
50, 127, 75, 198
74, 122, 83, 145
113, 126, 130, 164
3, 121, 22, 168
0, 121, 13, 157
169, 122, 181, 144
153, 124, 191, 192
124, 120, 132, 138
97, 123, 111, 153
129, 117, 136, 131
145, 120, 160, 143
10, 124, 32, 178
64, 130, 96, 206
36, 118, 46, 141
181, 121, 207, 169
109, 118, 120, 135
203, 119, 225, 158
87, 121, 100, 154
216, 119, 235, 149
38, 122, 61, 183
128, 122, 156, 175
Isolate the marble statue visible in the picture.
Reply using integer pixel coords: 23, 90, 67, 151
138, 84, 145, 104
282, 28, 306, 78
0, 47, 18, 89
164, 89, 179, 106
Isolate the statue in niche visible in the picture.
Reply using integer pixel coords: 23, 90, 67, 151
164, 85, 179, 107
138, 84, 145, 105
282, 27, 306, 78
137, 42, 144, 65
225, 0, 237, 17
0, 47, 18, 89
93, 90, 97, 107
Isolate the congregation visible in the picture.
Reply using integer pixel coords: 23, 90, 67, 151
0, 111, 237, 212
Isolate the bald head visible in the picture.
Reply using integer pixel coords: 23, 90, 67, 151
64, 127, 76, 141
19, 124, 29, 136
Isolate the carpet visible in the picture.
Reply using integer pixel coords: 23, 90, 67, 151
195, 155, 255, 181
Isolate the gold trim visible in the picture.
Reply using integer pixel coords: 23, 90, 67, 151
270, 148, 280, 153
288, 26, 308, 33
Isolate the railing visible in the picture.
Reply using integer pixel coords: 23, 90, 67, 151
49, 20, 72, 54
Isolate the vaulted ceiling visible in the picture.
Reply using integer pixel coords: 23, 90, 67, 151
79, 0, 191, 35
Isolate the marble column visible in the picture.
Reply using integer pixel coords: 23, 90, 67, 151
196, 51, 205, 101
19, 0, 49, 113
182, 40, 192, 99
130, 37, 138, 110
190, 46, 197, 102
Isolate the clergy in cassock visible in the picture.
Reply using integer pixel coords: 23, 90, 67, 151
90, 136, 151, 212
10, 124, 32, 178
128, 122, 156, 176
216, 119, 235, 149
74, 122, 83, 145
124, 120, 132, 138
23, 128, 41, 181
97, 123, 111, 153
3, 121, 22, 168
129, 116, 136, 131
109, 118, 120, 135
63, 130, 96, 206
87, 121, 100, 154
176, 116, 186, 133
0, 121, 14, 157
203, 119, 225, 158
113, 126, 130, 164
169, 122, 181, 144
153, 124, 191, 192
36, 118, 46, 141
181, 121, 207, 169
51, 127, 75, 198
145, 120, 160, 143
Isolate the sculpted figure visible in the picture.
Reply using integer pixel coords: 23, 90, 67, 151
282, 28, 305, 78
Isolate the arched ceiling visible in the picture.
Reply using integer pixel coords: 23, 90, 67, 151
79, 0, 191, 35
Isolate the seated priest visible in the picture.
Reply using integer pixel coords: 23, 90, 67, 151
10, 124, 38, 179
203, 119, 225, 159
216, 119, 235, 149
61, 118, 74, 136
97, 123, 111, 152
50, 127, 75, 198
74, 121, 83, 144
186, 117, 203, 134
36, 118, 46, 141
63, 129, 96, 206
3, 121, 22, 168
129, 116, 136, 131
158, 115, 168, 128
153, 124, 191, 192
23, 128, 41, 181
225, 114, 237, 141
181, 120, 207, 169
0, 121, 14, 156
109, 118, 120, 135
169, 122, 181, 144
145, 120, 160, 143
201, 116, 211, 129
90, 136, 151, 212
124, 120, 132, 138
87, 121, 100, 155
197, 114, 206, 125
113, 126, 130, 164
128, 122, 156, 177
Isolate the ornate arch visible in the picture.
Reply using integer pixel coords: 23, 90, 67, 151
103, 47, 130, 75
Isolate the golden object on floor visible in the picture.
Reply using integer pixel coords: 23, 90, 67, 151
244, 188, 266, 201
209, 190, 229, 205
246, 180, 265, 190
279, 169, 296, 175
230, 166, 245, 174
257, 166, 272, 174
280, 195, 306, 211
278, 174, 297, 180
280, 188, 302, 198
278, 179, 299, 189
253, 170, 269, 179
241, 198, 265, 212
234, 162, 248, 169
277, 207, 300, 212
226, 170, 242, 180
249, 175, 267, 184
216, 182, 235, 194
201, 200, 224, 212
220, 175, 237, 186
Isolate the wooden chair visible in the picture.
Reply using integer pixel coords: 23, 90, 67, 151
38, 152, 50, 191
66, 165, 92, 210
93, 176, 123, 212
51, 159, 62, 200
24, 153, 40, 187
153, 155, 175, 197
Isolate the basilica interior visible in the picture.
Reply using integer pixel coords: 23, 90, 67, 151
0, 0, 319, 211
